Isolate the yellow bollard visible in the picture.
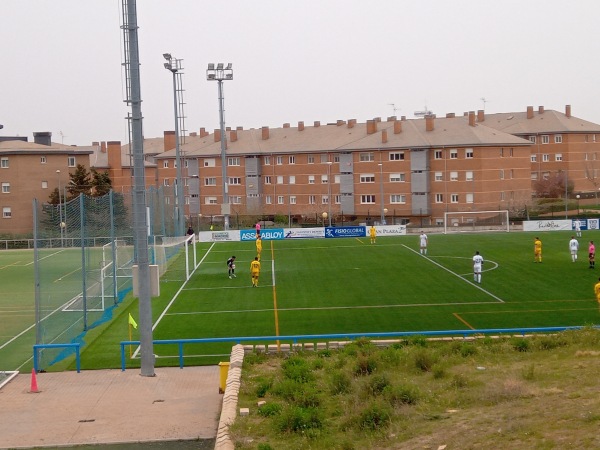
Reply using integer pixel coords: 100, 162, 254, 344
218, 361, 230, 394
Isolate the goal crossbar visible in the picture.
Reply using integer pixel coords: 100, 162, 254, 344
444, 210, 510, 234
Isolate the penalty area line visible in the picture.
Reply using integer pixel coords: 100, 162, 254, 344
402, 244, 505, 303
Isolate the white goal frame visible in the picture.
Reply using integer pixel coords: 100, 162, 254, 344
443, 210, 510, 234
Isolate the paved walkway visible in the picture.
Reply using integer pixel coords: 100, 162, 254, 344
0, 367, 222, 449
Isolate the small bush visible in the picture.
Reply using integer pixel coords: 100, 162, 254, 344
258, 402, 282, 417
366, 374, 390, 396
330, 371, 352, 395
407, 335, 428, 347
414, 349, 436, 372
383, 384, 420, 406
432, 365, 447, 379
521, 363, 536, 381
357, 401, 392, 430
282, 356, 314, 383
511, 338, 530, 352
354, 355, 378, 375
258, 444, 275, 450
274, 406, 323, 433
450, 373, 469, 389
271, 379, 302, 401
255, 378, 273, 398
311, 358, 324, 370
317, 349, 332, 358
459, 343, 478, 357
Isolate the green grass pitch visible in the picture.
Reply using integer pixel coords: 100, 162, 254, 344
2, 230, 600, 370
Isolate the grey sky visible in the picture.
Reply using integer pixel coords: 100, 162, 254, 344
2, 0, 600, 146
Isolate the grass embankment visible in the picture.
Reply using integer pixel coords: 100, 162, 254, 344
231, 328, 600, 449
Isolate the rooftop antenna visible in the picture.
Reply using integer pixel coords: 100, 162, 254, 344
414, 105, 432, 117
388, 103, 400, 115
59, 131, 66, 144
480, 97, 490, 111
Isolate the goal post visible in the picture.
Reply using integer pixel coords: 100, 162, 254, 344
443, 210, 510, 234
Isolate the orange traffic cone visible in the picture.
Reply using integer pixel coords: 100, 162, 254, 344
29, 368, 40, 393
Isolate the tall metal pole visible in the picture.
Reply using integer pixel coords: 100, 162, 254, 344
217, 79, 229, 230
56, 170, 63, 247
327, 162, 332, 226
122, 0, 154, 376
379, 163, 385, 225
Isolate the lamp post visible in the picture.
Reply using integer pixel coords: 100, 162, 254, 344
207, 62, 233, 230
322, 212, 328, 228
56, 170, 64, 247
576, 194, 580, 215
383, 208, 388, 225
326, 161, 333, 226
163, 53, 185, 236
378, 163, 385, 225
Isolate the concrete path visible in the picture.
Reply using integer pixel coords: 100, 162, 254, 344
0, 367, 222, 449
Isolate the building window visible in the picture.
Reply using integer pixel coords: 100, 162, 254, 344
228, 157, 240, 166
2, 183, 9, 193
361, 195, 375, 204
1, 157, 8, 168
322, 195, 329, 205
542, 154, 550, 162
435, 172, 443, 182
165, 197, 170, 205
230, 196, 242, 205
163, 161, 169, 168
289, 175, 296, 184
334, 175, 340, 184
450, 149, 458, 159
277, 196, 284, 204
204, 177, 216, 186
390, 194, 406, 204
321, 174, 329, 184
500, 192, 505, 201
290, 196, 297, 204
555, 135, 563, 143
205, 197, 217, 205
40, 156, 47, 164
510, 148, 514, 157
499, 169, 504, 180
2, 207, 11, 218
359, 152, 375, 162
542, 172, 550, 180
465, 148, 473, 158
264, 176, 272, 184
434, 150, 443, 159
204, 158, 215, 167
275, 156, 283, 165
265, 195, 272, 204
263, 156, 271, 165
335, 195, 341, 204
276, 176, 283, 184
541, 135, 550, 144
289, 155, 295, 164
308, 195, 316, 205
466, 193, 474, 203
531, 154, 537, 162
435, 194, 443, 203
184, 160, 189, 168
500, 148, 504, 157
360, 174, 375, 183
390, 173, 405, 182
510, 169, 514, 179
308, 155, 315, 164
163, 179, 170, 186
308, 175, 315, 184
228, 177, 241, 185
334, 155, 340, 162
389, 152, 405, 161
555, 153, 563, 161
464, 171, 473, 181
320, 154, 329, 163
529, 136, 537, 144
42, 181, 48, 189
68, 156, 76, 167
450, 171, 458, 181
451, 194, 459, 203
531, 172, 538, 180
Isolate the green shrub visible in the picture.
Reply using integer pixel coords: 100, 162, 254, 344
255, 378, 273, 398
330, 371, 352, 395
354, 355, 378, 375
511, 338, 530, 352
274, 406, 323, 433
450, 373, 469, 389
357, 401, 392, 430
282, 356, 314, 383
366, 374, 390, 396
258, 402, 282, 417
317, 349, 332, 358
383, 384, 420, 406
414, 349, 436, 372
258, 444, 275, 450
311, 358, 324, 370
521, 363, 536, 381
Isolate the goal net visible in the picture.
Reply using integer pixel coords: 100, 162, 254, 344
444, 210, 510, 234
151, 234, 198, 282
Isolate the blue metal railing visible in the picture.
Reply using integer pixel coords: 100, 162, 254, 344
33, 343, 81, 373
119, 326, 589, 371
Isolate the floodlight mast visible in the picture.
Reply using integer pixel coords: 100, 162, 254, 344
163, 53, 185, 236
206, 63, 233, 230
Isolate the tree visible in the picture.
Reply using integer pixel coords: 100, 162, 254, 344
91, 169, 112, 197
67, 164, 92, 199
533, 172, 574, 199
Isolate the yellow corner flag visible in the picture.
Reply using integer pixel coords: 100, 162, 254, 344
128, 313, 138, 329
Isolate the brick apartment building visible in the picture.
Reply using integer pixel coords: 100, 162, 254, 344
3, 105, 600, 235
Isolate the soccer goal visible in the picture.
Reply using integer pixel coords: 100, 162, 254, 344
443, 210, 510, 234
151, 233, 198, 282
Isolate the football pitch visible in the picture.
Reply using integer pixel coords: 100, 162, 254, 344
2, 230, 600, 370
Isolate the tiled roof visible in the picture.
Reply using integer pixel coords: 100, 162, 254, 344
483, 109, 600, 134
0, 140, 94, 154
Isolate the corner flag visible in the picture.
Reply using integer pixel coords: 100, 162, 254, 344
128, 313, 138, 329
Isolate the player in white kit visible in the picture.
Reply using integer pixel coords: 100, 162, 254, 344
473, 251, 484, 283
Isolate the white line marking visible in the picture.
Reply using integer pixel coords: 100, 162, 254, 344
402, 244, 504, 303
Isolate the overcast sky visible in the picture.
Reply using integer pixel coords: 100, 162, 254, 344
2, 0, 600, 146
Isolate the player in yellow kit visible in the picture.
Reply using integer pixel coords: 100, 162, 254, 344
250, 257, 261, 287
534, 237, 542, 263
255, 234, 262, 260
369, 225, 376, 244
